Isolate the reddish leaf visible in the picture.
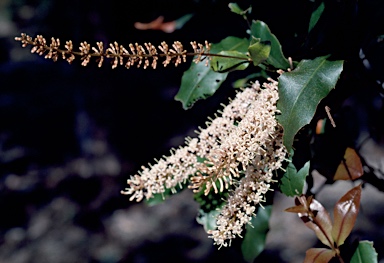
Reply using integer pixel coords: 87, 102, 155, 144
134, 16, 177, 33
332, 184, 362, 246
134, 14, 193, 33
302, 198, 334, 248
286, 195, 316, 215
304, 248, 336, 263
286, 195, 334, 248
334, 148, 363, 181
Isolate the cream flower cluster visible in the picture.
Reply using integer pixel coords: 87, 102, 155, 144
121, 79, 287, 247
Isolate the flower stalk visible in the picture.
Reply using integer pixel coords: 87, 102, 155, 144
15, 33, 250, 69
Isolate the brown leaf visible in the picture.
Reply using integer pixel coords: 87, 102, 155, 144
332, 184, 362, 246
285, 205, 308, 214
303, 198, 334, 248
333, 147, 363, 181
304, 248, 336, 263
286, 195, 334, 248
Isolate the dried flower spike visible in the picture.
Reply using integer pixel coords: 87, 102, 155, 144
15, 33, 212, 69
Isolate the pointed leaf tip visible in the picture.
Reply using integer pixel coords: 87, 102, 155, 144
332, 184, 362, 246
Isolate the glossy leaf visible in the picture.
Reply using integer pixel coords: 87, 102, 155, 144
351, 241, 378, 263
285, 195, 311, 214
285, 195, 334, 248
280, 160, 310, 197
215, 36, 249, 53
308, 2, 325, 32
302, 198, 334, 248
241, 206, 272, 263
248, 40, 271, 66
334, 147, 364, 181
304, 248, 336, 263
277, 56, 344, 151
175, 36, 248, 109
210, 51, 249, 72
332, 184, 362, 246
250, 20, 290, 69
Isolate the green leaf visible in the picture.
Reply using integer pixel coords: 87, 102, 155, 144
241, 206, 272, 263
248, 40, 271, 66
175, 60, 228, 109
332, 184, 362, 246
351, 241, 378, 263
175, 36, 249, 109
214, 36, 249, 53
308, 2, 325, 32
280, 160, 310, 197
228, 2, 244, 15
277, 56, 343, 151
250, 20, 290, 69
304, 248, 336, 263
175, 13, 194, 30
196, 209, 220, 232
228, 2, 251, 16
211, 50, 249, 72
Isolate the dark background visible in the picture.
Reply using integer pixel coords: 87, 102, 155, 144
1, 0, 384, 262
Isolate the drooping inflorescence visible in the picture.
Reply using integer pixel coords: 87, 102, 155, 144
14, 33, 211, 69
121, 79, 287, 247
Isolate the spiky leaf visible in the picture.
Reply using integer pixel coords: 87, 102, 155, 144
277, 56, 343, 151
351, 241, 378, 263
280, 160, 310, 197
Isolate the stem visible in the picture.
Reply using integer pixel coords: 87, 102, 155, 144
20, 38, 251, 62
337, 253, 345, 263
312, 216, 345, 263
